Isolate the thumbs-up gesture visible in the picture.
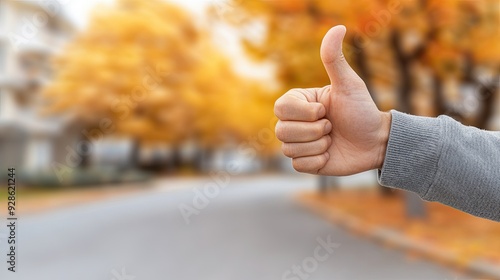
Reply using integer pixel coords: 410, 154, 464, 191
275, 26, 392, 176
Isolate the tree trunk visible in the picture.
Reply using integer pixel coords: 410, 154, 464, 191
432, 74, 447, 116
390, 30, 413, 113
318, 176, 338, 195
463, 55, 498, 129
390, 30, 427, 218
129, 139, 141, 169
352, 36, 377, 104
474, 78, 499, 129
171, 147, 182, 172
405, 192, 427, 219
350, 36, 393, 196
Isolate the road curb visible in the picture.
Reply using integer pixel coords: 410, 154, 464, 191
298, 196, 500, 279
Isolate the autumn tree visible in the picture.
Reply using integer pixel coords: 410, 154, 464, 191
217, 0, 500, 217
44, 0, 278, 169
219, 0, 499, 124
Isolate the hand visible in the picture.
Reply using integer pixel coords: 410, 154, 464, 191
274, 25, 391, 176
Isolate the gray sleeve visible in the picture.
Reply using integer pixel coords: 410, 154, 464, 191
378, 110, 500, 221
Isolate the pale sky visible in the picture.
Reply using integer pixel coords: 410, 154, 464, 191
63, 0, 276, 84
65, 0, 215, 28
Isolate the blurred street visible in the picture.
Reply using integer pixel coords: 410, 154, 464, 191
1, 175, 463, 280
0, 0, 498, 279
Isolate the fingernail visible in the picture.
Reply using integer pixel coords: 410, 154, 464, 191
324, 121, 332, 133
317, 105, 326, 118
326, 135, 332, 145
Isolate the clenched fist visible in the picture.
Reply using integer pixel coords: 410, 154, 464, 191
274, 25, 391, 176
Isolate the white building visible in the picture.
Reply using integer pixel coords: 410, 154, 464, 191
0, 0, 77, 172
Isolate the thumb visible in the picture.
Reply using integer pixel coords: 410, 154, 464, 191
320, 25, 359, 86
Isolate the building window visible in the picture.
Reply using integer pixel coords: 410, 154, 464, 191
26, 139, 53, 171
0, 0, 3, 27
0, 43, 5, 74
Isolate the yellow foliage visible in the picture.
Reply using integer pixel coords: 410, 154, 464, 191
223, 0, 500, 111
44, 0, 279, 153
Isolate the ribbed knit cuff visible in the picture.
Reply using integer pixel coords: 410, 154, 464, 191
378, 110, 444, 197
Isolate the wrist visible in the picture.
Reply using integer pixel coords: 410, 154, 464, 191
375, 111, 391, 169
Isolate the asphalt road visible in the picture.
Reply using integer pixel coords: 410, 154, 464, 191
1, 175, 464, 280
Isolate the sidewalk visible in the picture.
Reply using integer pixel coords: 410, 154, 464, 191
298, 190, 500, 279
7, 183, 152, 216
8, 174, 289, 216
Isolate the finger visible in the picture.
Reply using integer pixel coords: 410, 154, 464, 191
292, 153, 330, 174
274, 92, 326, 121
281, 136, 331, 158
320, 25, 359, 87
276, 119, 332, 143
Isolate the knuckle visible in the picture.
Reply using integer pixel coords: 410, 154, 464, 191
317, 154, 328, 167
302, 158, 324, 174
312, 103, 324, 118
309, 159, 323, 171
281, 143, 295, 158
312, 123, 324, 137
287, 88, 302, 95
275, 122, 288, 141
274, 98, 286, 118
292, 159, 305, 172
307, 105, 319, 120
319, 137, 330, 152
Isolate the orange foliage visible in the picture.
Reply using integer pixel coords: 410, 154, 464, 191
221, 0, 499, 123
44, 0, 279, 152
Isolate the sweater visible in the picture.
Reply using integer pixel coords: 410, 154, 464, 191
378, 110, 500, 221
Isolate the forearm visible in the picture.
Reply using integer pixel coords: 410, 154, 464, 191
378, 111, 500, 221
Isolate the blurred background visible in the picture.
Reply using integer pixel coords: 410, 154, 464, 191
0, 0, 499, 279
